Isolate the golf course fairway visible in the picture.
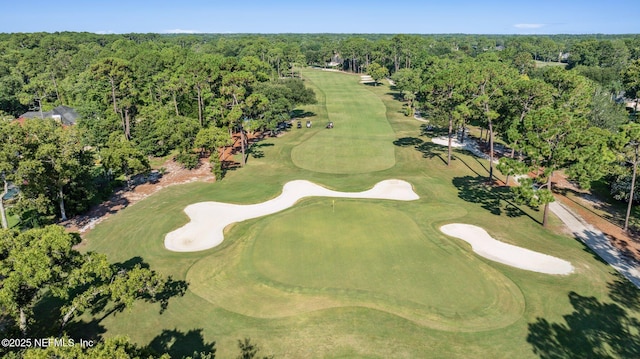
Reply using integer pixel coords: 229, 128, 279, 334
82, 69, 626, 358
291, 69, 396, 174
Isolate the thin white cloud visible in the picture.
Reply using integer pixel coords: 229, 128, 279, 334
514, 23, 546, 29
163, 29, 201, 34
95, 30, 115, 34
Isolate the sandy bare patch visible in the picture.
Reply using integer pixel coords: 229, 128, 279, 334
440, 223, 574, 275
413, 111, 428, 123
65, 158, 216, 237
360, 75, 374, 83
165, 179, 419, 252
431, 136, 466, 148
431, 136, 499, 163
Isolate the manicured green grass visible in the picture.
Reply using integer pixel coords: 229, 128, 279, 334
534, 60, 568, 68
187, 200, 524, 332
7, 212, 20, 229
148, 151, 176, 169
81, 69, 638, 358
290, 69, 396, 174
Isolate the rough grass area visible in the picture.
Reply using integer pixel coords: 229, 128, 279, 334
81, 69, 640, 358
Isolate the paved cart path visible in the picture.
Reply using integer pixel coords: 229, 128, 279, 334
550, 201, 640, 288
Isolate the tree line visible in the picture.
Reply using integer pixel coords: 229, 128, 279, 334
383, 48, 640, 230
1, 31, 640, 228
0, 33, 317, 228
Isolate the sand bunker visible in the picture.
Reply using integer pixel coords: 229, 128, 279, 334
431, 136, 465, 148
360, 75, 374, 83
440, 224, 574, 275
165, 179, 419, 252
431, 136, 499, 163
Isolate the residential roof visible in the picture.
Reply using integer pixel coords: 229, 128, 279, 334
19, 105, 79, 125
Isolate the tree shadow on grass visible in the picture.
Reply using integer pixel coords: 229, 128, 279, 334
608, 277, 640, 311
392, 135, 449, 165
470, 152, 491, 176
3, 255, 190, 348
85, 256, 188, 319
420, 124, 449, 138
66, 318, 107, 343
31, 260, 149, 337
148, 328, 216, 359
386, 92, 405, 102
32, 293, 68, 337
248, 142, 275, 159
452, 175, 503, 216
415, 142, 448, 166
527, 283, 640, 359
113, 257, 189, 314
452, 175, 540, 224
156, 276, 189, 314
116, 256, 148, 270
393, 137, 423, 147
290, 109, 316, 119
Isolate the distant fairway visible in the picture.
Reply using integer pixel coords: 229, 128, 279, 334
291, 69, 396, 174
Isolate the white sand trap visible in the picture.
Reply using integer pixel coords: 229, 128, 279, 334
360, 75, 374, 83
165, 179, 419, 252
440, 224, 574, 275
431, 136, 498, 163
431, 136, 465, 148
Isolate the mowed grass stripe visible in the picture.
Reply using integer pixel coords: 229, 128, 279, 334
291, 69, 396, 174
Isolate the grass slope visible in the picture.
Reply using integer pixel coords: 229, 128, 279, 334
81, 71, 638, 358
290, 69, 396, 174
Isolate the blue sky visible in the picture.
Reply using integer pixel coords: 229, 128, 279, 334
0, 0, 637, 34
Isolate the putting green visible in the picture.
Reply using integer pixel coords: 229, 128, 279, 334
291, 69, 396, 174
187, 201, 524, 331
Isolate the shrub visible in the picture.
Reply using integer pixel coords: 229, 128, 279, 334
175, 152, 199, 169
211, 155, 224, 180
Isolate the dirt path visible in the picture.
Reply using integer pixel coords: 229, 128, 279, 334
63, 131, 271, 238
63, 158, 216, 236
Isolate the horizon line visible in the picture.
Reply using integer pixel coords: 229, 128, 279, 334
1, 31, 639, 36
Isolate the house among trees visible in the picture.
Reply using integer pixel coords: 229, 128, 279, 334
625, 99, 639, 112
18, 105, 79, 126
326, 53, 342, 68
